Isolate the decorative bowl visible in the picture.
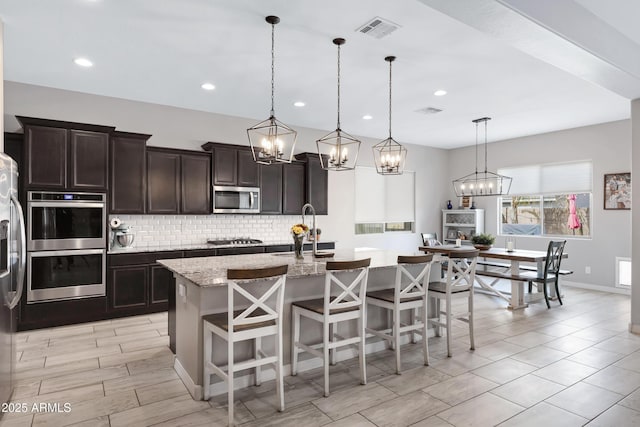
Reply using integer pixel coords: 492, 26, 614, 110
473, 244, 491, 250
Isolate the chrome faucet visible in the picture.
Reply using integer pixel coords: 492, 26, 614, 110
301, 203, 318, 257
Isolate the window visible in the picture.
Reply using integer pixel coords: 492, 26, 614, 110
616, 257, 631, 288
354, 167, 415, 234
498, 161, 592, 237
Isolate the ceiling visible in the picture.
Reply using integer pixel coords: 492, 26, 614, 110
0, 0, 636, 149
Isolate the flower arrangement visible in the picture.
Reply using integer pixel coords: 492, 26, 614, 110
291, 223, 309, 237
471, 233, 495, 250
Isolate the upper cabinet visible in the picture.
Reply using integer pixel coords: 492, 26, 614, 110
295, 153, 328, 215
17, 116, 114, 191
203, 142, 260, 187
147, 147, 211, 215
110, 131, 150, 214
282, 162, 305, 215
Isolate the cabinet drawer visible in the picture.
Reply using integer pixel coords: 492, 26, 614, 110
217, 246, 265, 256
265, 244, 292, 253
183, 249, 218, 258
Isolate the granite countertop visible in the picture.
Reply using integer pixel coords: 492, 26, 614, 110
108, 240, 333, 255
158, 248, 415, 288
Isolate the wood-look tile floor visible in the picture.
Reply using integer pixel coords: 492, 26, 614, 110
2, 287, 640, 426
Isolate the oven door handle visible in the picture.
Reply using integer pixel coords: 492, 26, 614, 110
7, 194, 26, 310
28, 201, 105, 209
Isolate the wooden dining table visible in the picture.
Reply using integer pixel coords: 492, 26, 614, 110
419, 245, 568, 310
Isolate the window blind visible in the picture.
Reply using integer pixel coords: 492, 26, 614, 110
354, 167, 415, 223
498, 160, 592, 195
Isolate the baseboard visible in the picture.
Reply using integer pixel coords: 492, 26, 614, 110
629, 323, 640, 334
174, 357, 202, 400
562, 280, 631, 295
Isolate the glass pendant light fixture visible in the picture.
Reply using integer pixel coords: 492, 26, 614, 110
247, 15, 297, 165
452, 117, 512, 196
316, 38, 361, 171
373, 56, 407, 175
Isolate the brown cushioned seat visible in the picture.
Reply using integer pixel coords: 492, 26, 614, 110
202, 308, 274, 332
292, 297, 360, 315
367, 288, 422, 303
428, 281, 471, 294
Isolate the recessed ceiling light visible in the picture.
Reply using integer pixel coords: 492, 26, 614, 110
434, 90, 447, 96
201, 82, 215, 91
362, 115, 373, 120
294, 101, 306, 107
74, 57, 93, 67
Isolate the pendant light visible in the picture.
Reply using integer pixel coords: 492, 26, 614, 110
247, 15, 297, 165
452, 117, 512, 196
373, 56, 407, 175
316, 38, 361, 171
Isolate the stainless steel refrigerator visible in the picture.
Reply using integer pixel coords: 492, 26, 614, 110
0, 153, 26, 405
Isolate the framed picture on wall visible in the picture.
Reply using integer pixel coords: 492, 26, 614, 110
604, 172, 631, 210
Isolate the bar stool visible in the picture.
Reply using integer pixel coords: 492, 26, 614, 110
428, 249, 479, 357
291, 258, 371, 397
365, 254, 434, 374
202, 264, 288, 426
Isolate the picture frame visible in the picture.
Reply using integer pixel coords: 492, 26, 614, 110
446, 229, 458, 239
604, 172, 631, 210
462, 195, 472, 209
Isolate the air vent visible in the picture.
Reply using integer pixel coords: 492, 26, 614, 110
415, 107, 443, 115
356, 17, 400, 39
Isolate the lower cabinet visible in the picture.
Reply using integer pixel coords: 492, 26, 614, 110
107, 251, 181, 316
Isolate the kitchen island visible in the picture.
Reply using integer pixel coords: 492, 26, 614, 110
159, 248, 428, 400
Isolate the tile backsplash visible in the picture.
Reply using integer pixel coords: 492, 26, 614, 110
109, 214, 321, 248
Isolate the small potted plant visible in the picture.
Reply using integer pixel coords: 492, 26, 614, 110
471, 233, 495, 250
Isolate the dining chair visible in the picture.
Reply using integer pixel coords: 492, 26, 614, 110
365, 254, 434, 374
291, 258, 371, 397
427, 249, 479, 357
524, 240, 567, 308
202, 264, 288, 426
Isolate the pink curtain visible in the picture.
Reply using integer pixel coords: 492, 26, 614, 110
567, 194, 581, 230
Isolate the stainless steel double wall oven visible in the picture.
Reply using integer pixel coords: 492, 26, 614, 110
27, 192, 106, 303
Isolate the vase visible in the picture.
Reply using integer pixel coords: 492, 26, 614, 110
447, 200, 453, 209
293, 234, 305, 259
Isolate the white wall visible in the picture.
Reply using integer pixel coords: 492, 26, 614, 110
447, 120, 631, 289
3, 81, 449, 251
1, 21, 4, 150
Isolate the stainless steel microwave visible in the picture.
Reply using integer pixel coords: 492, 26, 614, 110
213, 186, 260, 214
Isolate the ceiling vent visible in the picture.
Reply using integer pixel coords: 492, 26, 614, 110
415, 107, 443, 115
356, 17, 400, 39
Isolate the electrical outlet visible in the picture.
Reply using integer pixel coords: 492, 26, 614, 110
585, 266, 591, 274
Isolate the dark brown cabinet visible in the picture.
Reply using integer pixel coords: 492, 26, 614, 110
203, 143, 260, 187
70, 130, 109, 189
260, 164, 283, 214
110, 131, 150, 214
147, 148, 211, 215
181, 153, 211, 214
147, 149, 180, 214
283, 162, 305, 214
295, 153, 328, 214
17, 116, 114, 191
107, 251, 181, 315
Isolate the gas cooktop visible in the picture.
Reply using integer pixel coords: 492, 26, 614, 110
207, 238, 264, 246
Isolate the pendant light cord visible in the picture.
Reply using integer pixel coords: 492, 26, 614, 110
270, 21, 275, 117
388, 59, 392, 138
484, 119, 488, 173
336, 43, 341, 129
475, 121, 479, 174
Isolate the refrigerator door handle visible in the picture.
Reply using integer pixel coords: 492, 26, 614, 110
8, 194, 26, 310
0, 220, 8, 280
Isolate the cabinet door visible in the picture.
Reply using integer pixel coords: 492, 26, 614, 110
181, 153, 211, 214
306, 155, 328, 214
149, 265, 172, 306
213, 146, 237, 186
260, 164, 282, 214
69, 130, 109, 190
109, 266, 148, 309
147, 150, 180, 214
283, 163, 305, 214
110, 135, 147, 214
217, 246, 266, 255
237, 149, 260, 187
25, 125, 67, 189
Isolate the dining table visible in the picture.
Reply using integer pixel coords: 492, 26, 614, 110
419, 245, 568, 310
